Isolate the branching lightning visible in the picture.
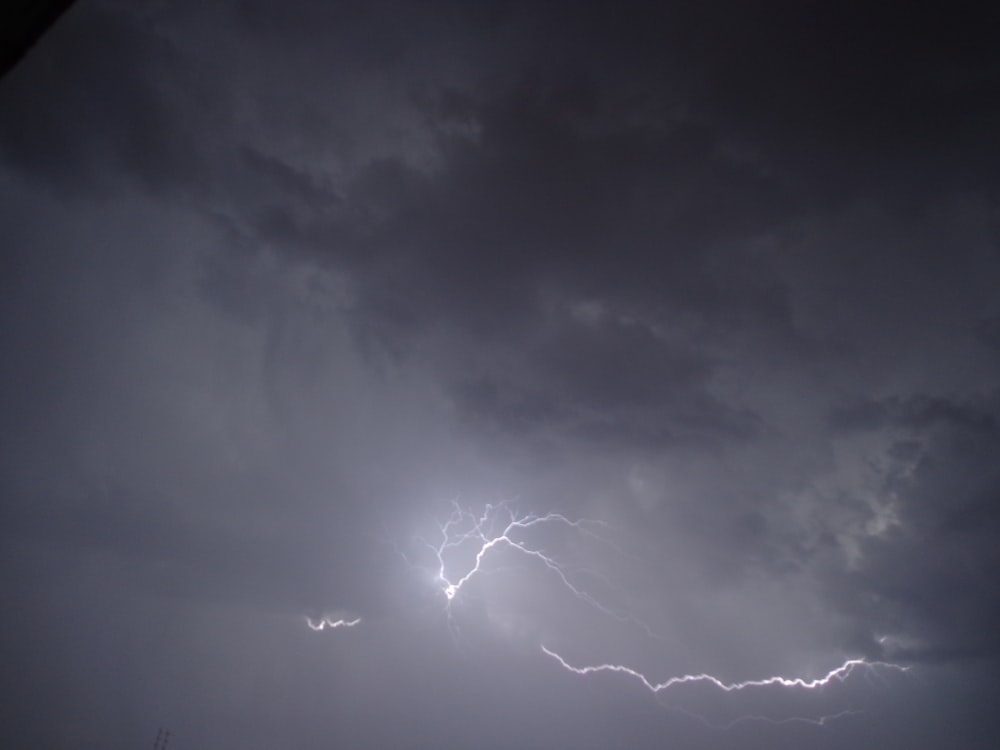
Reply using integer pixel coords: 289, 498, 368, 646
422, 502, 655, 635
419, 501, 911, 727
311, 499, 912, 730
427, 502, 602, 601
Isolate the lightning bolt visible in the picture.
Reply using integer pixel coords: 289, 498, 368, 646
311, 501, 912, 731
305, 615, 361, 631
541, 645, 910, 728
423, 501, 655, 636
541, 646, 908, 692
427, 502, 599, 601
424, 501, 912, 727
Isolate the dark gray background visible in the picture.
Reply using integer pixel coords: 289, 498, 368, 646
2, 2, 999, 748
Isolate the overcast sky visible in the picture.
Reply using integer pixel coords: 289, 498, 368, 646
2, 2, 1000, 748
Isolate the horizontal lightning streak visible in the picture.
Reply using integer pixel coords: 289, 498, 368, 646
305, 616, 361, 631
541, 645, 909, 694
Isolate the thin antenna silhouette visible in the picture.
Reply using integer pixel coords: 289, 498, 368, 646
153, 727, 172, 750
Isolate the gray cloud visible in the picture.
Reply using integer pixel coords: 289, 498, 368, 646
2, 1, 1000, 748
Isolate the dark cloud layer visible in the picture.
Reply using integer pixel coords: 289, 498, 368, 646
2, 2, 1000, 748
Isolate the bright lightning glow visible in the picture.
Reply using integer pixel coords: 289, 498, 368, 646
314, 501, 914, 730
541, 644, 909, 694
422, 501, 652, 633
423, 501, 911, 727
428, 502, 603, 601
305, 615, 361, 631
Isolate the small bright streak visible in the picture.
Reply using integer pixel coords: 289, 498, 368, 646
305, 616, 361, 631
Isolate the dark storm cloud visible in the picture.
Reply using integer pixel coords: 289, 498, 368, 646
0, 4, 207, 194
309, 78, 797, 322
3, 1, 1000, 749
825, 392, 1000, 661
233, 75, 800, 455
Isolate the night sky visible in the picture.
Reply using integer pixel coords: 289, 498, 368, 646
3, 2, 1000, 748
